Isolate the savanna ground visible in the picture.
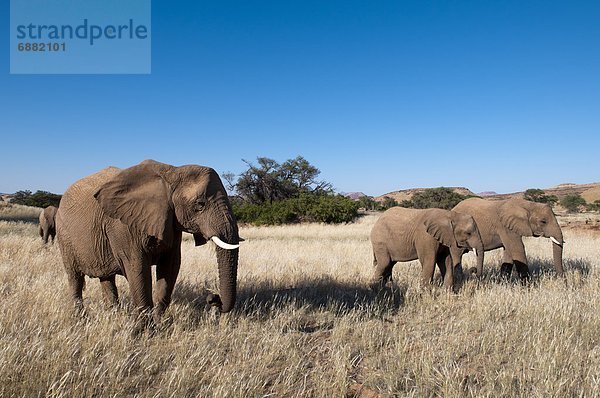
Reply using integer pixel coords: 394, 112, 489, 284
0, 202, 599, 397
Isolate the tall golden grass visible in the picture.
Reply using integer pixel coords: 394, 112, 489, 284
0, 208, 598, 397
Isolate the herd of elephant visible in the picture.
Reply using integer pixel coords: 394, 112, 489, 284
37, 160, 565, 331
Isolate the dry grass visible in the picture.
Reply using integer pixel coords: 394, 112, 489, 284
0, 202, 41, 223
0, 206, 598, 397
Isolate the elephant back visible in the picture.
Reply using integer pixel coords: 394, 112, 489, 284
60, 167, 120, 215
57, 166, 122, 277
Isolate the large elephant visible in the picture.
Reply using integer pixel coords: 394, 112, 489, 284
370, 207, 484, 290
39, 205, 58, 244
453, 198, 563, 280
56, 160, 240, 328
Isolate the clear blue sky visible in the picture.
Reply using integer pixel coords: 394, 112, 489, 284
1, 0, 599, 195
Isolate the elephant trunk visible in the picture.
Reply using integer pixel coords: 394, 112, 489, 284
466, 231, 485, 277
472, 242, 484, 277
216, 246, 238, 313
212, 203, 240, 313
553, 242, 564, 277
546, 220, 564, 277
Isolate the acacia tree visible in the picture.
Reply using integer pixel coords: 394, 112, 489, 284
280, 156, 332, 194
224, 156, 333, 204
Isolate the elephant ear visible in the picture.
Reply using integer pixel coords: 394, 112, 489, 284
94, 164, 174, 247
500, 205, 533, 236
424, 217, 455, 247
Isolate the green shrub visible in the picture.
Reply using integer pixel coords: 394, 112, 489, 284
586, 201, 600, 212
400, 187, 469, 210
11, 190, 61, 208
523, 189, 558, 205
380, 196, 398, 210
560, 194, 586, 213
233, 194, 359, 225
357, 196, 379, 211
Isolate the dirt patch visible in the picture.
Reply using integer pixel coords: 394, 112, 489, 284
559, 214, 600, 236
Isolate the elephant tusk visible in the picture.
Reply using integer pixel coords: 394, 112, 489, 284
550, 236, 562, 246
211, 236, 240, 250
473, 248, 478, 258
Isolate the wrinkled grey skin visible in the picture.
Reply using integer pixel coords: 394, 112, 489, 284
56, 160, 239, 330
453, 198, 564, 280
370, 207, 484, 291
39, 206, 58, 244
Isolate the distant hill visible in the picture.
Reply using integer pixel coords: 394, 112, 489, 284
483, 182, 600, 201
342, 192, 368, 200
375, 187, 476, 203
375, 182, 600, 204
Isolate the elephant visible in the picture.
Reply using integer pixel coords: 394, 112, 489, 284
453, 198, 564, 280
370, 207, 484, 290
39, 205, 58, 244
56, 160, 240, 329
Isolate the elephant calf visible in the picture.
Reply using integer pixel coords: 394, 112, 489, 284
39, 205, 58, 244
370, 207, 484, 290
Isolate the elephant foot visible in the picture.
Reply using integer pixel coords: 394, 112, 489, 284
206, 293, 222, 309
131, 310, 156, 338
514, 261, 531, 285
500, 263, 513, 279
369, 279, 393, 293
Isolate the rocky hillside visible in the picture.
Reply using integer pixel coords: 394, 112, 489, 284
375, 187, 476, 203
375, 182, 600, 204
483, 182, 600, 202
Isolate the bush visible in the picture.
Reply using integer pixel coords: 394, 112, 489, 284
233, 194, 359, 225
523, 189, 558, 205
380, 196, 398, 210
357, 196, 379, 211
11, 190, 61, 208
586, 200, 600, 212
400, 187, 469, 210
560, 194, 586, 213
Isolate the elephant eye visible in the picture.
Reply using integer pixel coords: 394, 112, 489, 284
541, 219, 547, 224
195, 199, 206, 211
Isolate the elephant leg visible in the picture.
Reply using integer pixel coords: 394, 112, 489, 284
418, 249, 437, 288
435, 251, 453, 290
443, 254, 455, 290
99, 275, 119, 308
435, 248, 448, 280
153, 249, 181, 323
504, 236, 530, 283
122, 258, 153, 331
514, 261, 530, 284
39, 226, 43, 238
371, 250, 395, 289
67, 272, 85, 315
42, 229, 49, 245
500, 248, 513, 279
